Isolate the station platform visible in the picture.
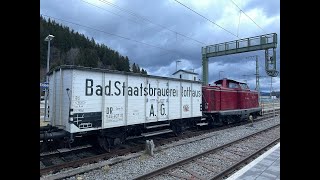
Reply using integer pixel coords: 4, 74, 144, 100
227, 143, 280, 180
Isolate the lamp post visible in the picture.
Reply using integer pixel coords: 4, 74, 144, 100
175, 60, 181, 71
219, 71, 224, 79
270, 76, 273, 99
44, 34, 54, 121
242, 74, 250, 83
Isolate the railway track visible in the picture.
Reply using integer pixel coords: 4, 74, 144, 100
133, 124, 280, 180
40, 109, 279, 177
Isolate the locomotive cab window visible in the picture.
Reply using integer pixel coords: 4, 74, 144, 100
239, 83, 249, 89
228, 82, 238, 88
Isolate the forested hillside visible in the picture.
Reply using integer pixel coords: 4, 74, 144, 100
40, 16, 147, 81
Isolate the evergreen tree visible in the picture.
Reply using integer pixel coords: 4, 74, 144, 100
136, 64, 141, 73
77, 48, 99, 67
132, 63, 137, 73
124, 56, 130, 72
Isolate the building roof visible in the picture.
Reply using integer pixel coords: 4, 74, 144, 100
172, 69, 199, 75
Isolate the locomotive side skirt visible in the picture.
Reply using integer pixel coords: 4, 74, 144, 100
203, 107, 262, 116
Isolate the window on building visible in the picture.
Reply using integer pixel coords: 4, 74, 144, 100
180, 74, 182, 79
194, 77, 196, 81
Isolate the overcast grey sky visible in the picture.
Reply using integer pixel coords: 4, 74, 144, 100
40, 0, 280, 92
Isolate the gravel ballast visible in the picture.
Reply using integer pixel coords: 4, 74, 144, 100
41, 116, 280, 180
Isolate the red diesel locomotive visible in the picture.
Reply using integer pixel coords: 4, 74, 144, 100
201, 78, 262, 126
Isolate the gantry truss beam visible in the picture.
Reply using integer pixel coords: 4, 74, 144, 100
202, 33, 277, 85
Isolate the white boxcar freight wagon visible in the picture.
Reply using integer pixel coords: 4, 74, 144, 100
47, 66, 202, 149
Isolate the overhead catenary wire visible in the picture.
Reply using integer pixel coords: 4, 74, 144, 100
230, 0, 266, 33
81, 0, 198, 52
174, 0, 238, 38
80, 0, 145, 26
41, 14, 185, 57
99, 0, 149, 23
98, 0, 206, 45
135, 51, 174, 61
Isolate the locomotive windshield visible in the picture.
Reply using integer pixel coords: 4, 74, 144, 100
239, 83, 249, 89
228, 82, 238, 88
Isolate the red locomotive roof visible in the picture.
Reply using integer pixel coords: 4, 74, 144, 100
206, 78, 252, 91
214, 78, 241, 85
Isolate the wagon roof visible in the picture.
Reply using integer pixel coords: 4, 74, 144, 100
48, 65, 203, 84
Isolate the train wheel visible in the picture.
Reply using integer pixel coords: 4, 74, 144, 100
114, 134, 126, 146
253, 114, 258, 119
171, 123, 182, 136
98, 136, 111, 152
